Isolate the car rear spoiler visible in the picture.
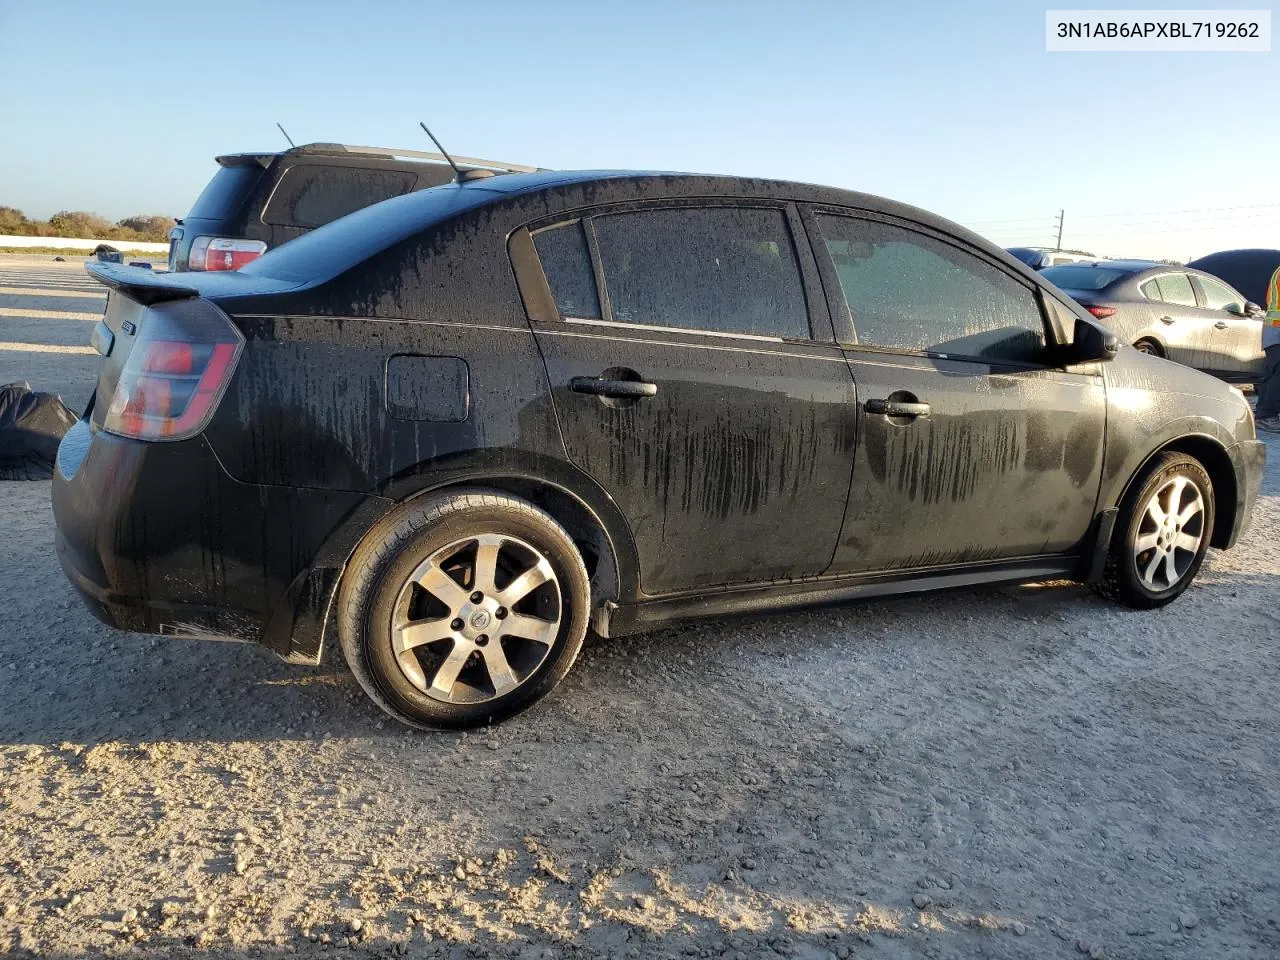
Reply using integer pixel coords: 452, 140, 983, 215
85, 262, 200, 306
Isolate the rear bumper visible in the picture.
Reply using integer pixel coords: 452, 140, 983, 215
51, 417, 372, 657
1224, 438, 1266, 548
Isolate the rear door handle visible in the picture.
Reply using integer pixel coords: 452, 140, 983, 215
1214, 320, 1229, 330
1160, 315, 1175, 325
865, 398, 931, 418
569, 377, 658, 399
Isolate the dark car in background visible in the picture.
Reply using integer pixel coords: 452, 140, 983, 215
1039, 260, 1268, 381
1187, 248, 1280, 308
53, 172, 1264, 729
168, 142, 538, 272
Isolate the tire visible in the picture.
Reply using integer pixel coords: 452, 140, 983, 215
1094, 452, 1215, 609
338, 489, 590, 729
1133, 339, 1163, 358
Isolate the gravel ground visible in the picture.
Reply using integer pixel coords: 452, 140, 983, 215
1, 257, 1278, 960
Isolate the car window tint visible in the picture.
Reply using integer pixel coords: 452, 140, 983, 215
816, 214, 1046, 363
263, 164, 418, 229
1039, 265, 1127, 290
1155, 273, 1197, 307
1139, 279, 1162, 301
187, 164, 264, 220
1197, 275, 1245, 311
591, 206, 810, 339
532, 222, 601, 319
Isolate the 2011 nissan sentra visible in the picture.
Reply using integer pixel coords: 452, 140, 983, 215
51, 170, 1266, 729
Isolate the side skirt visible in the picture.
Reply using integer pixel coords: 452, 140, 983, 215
600, 556, 1081, 637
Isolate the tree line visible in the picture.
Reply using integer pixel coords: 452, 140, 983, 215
0, 207, 175, 243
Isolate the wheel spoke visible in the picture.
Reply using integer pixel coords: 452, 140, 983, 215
416, 561, 470, 610
473, 535, 503, 596
429, 641, 472, 696
1162, 550, 1180, 586
1145, 499, 1166, 525
498, 558, 554, 607
1134, 532, 1160, 554
1165, 476, 1188, 516
393, 618, 451, 654
1176, 496, 1203, 525
1173, 532, 1201, 553
481, 644, 518, 695
500, 613, 558, 646
1142, 551, 1163, 586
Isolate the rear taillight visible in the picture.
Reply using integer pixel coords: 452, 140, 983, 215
103, 299, 243, 441
1086, 305, 1116, 320
188, 236, 267, 271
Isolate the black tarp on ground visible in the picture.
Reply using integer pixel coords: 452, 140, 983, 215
0, 382, 76, 480
1187, 249, 1280, 307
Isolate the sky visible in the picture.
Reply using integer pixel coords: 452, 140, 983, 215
0, 0, 1276, 261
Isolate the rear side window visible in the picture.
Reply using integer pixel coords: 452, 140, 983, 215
1155, 273, 1196, 306
263, 164, 418, 229
816, 214, 1046, 363
1140, 279, 1162, 301
187, 164, 264, 220
591, 206, 811, 339
532, 222, 601, 319
1197, 275, 1245, 311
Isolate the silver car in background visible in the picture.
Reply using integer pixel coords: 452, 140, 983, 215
1040, 260, 1268, 382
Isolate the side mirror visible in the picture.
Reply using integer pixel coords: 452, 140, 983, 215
1245, 301, 1264, 318
1069, 317, 1118, 363
1224, 302, 1245, 316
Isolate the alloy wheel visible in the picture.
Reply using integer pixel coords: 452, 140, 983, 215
390, 534, 562, 703
1132, 475, 1205, 591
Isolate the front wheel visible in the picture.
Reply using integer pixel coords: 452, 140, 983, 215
1095, 452, 1214, 609
338, 490, 591, 729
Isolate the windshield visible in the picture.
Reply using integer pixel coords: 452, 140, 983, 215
240, 182, 500, 283
187, 164, 265, 220
1039, 265, 1128, 291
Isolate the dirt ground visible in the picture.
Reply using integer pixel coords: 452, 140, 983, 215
1, 258, 1278, 960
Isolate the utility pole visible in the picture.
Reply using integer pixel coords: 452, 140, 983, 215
1054, 209, 1065, 250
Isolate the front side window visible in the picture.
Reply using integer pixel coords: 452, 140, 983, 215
1155, 273, 1197, 307
532, 221, 601, 319
1197, 275, 1245, 312
590, 206, 811, 339
816, 214, 1046, 363
263, 165, 418, 229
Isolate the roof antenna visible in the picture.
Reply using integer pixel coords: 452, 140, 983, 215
420, 121, 494, 181
276, 122, 296, 148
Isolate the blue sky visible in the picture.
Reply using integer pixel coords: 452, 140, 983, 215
0, 0, 1275, 260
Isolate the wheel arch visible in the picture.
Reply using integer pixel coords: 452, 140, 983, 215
1114, 434, 1238, 549
268, 467, 639, 664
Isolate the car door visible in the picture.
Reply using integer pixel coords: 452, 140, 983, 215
1190, 274, 1266, 378
515, 202, 858, 596
803, 208, 1106, 574
1136, 271, 1212, 368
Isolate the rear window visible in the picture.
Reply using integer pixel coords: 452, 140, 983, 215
263, 164, 418, 229
1039, 265, 1128, 291
187, 164, 265, 220
240, 183, 499, 284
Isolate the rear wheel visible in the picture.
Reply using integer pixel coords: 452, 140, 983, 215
1133, 338, 1164, 357
338, 490, 590, 729
1094, 452, 1214, 609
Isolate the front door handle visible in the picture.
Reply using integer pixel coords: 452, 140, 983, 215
865, 398, 931, 418
1160, 315, 1175, 325
1214, 320, 1229, 330
569, 376, 658, 399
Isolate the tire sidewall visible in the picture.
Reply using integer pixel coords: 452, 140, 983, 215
1116, 456, 1215, 605
350, 500, 589, 728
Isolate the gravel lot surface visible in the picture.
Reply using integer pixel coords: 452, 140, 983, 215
1, 257, 1278, 959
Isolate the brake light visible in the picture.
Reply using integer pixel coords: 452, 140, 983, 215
103, 300, 243, 441
188, 236, 267, 271
1086, 305, 1116, 320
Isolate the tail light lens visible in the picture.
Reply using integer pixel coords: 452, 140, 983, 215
1086, 305, 1117, 320
103, 299, 243, 441
188, 236, 267, 271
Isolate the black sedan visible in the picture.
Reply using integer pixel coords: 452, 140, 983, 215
52, 171, 1266, 728
1040, 260, 1268, 382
